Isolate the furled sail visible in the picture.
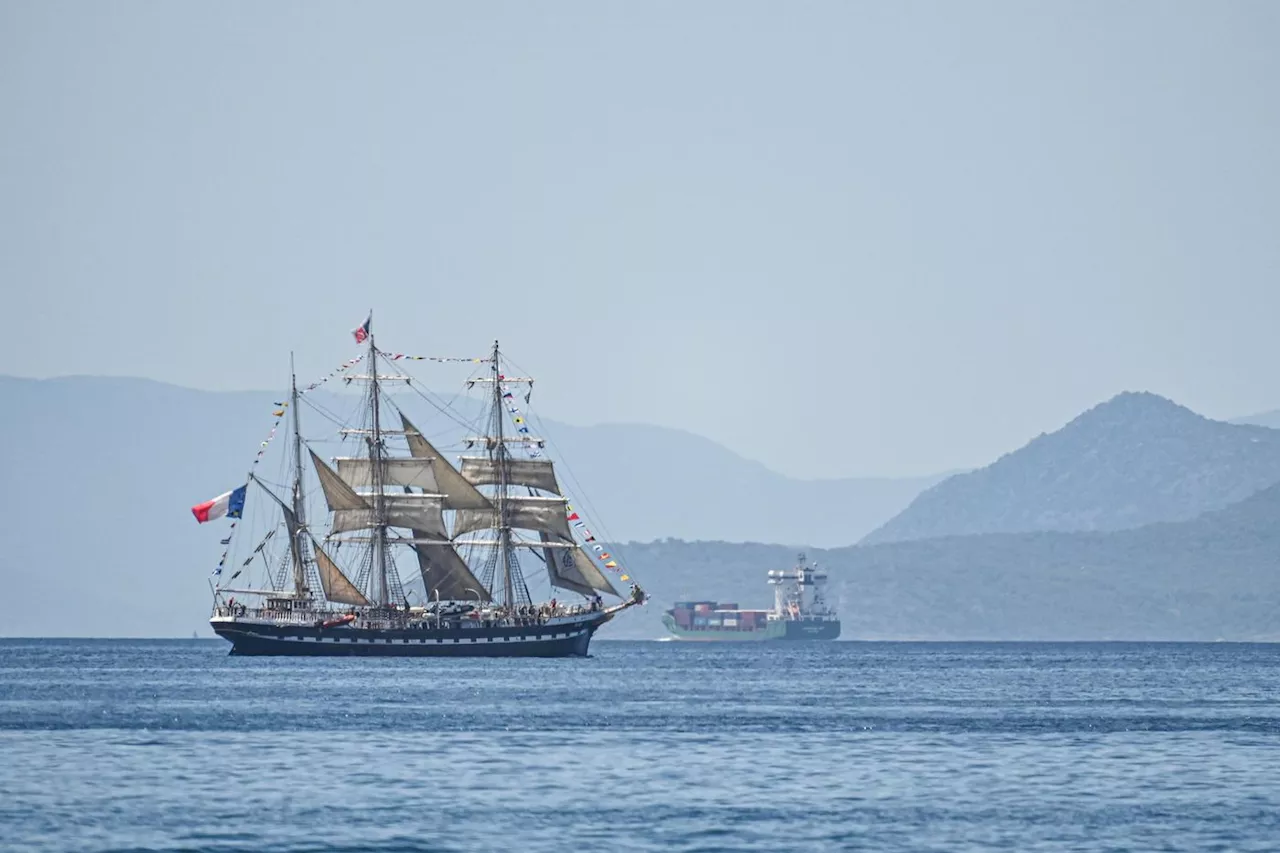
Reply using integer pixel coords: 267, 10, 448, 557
330, 494, 448, 538
309, 449, 369, 512
453, 496, 574, 541
410, 539, 493, 603
335, 457, 439, 491
280, 504, 309, 590
399, 414, 492, 510
309, 536, 371, 606
459, 457, 560, 494
540, 532, 620, 598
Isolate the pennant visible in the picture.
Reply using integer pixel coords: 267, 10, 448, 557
605, 560, 618, 569
192, 484, 247, 523
352, 313, 371, 344
567, 512, 580, 521
620, 574, 630, 581
220, 536, 232, 545
272, 409, 285, 417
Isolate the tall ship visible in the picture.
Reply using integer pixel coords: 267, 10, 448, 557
662, 554, 839, 641
196, 319, 644, 656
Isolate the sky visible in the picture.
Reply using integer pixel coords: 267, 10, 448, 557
2, 1, 1278, 479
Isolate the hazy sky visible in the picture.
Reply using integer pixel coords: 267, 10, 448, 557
3, 1, 1278, 479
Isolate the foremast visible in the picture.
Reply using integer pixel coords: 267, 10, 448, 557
490, 339, 530, 608
458, 344, 621, 606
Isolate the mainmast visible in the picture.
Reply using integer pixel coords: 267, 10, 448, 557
491, 339, 514, 606
288, 354, 309, 598
367, 316, 391, 606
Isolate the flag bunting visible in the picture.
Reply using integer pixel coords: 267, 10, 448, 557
209, 353, 366, 576
495, 376, 641, 596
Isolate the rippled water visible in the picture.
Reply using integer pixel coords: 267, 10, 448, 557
1, 640, 1278, 852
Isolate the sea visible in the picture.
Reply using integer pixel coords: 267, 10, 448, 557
1, 640, 1278, 852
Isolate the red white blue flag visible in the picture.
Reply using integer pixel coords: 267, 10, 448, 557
191, 484, 247, 523
352, 314, 371, 344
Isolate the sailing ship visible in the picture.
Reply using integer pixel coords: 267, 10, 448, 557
203, 325, 645, 656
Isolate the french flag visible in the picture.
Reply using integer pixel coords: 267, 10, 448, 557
352, 314, 371, 344
191, 484, 247, 524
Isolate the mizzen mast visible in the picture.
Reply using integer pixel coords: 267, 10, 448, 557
287, 353, 310, 598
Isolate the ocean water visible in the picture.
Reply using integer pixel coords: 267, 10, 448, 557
1, 640, 1278, 852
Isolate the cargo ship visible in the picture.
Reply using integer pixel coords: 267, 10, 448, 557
662, 554, 840, 641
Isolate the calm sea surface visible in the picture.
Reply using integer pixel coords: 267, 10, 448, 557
1, 639, 1278, 852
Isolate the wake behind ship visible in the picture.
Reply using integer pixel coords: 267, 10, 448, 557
662, 554, 839, 641
196, 321, 644, 657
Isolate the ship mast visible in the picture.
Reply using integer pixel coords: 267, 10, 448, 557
367, 315, 391, 606
288, 353, 309, 598
491, 340, 514, 606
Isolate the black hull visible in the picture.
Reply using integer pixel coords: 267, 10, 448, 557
211, 615, 604, 658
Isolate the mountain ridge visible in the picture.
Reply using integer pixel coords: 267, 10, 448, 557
861, 391, 1280, 545
1231, 408, 1280, 429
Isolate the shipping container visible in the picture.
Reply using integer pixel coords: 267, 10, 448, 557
717, 603, 738, 611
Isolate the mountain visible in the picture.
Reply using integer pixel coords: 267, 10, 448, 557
861, 392, 1280, 545
606, 480, 1280, 641
1231, 409, 1280, 429
0, 375, 940, 637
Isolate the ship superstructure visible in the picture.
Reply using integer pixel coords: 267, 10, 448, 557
662, 554, 839, 641
198, 321, 644, 656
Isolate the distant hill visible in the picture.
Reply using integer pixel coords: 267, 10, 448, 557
861, 392, 1280, 545
1231, 409, 1280, 429
605, 481, 1280, 641
0, 375, 940, 636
